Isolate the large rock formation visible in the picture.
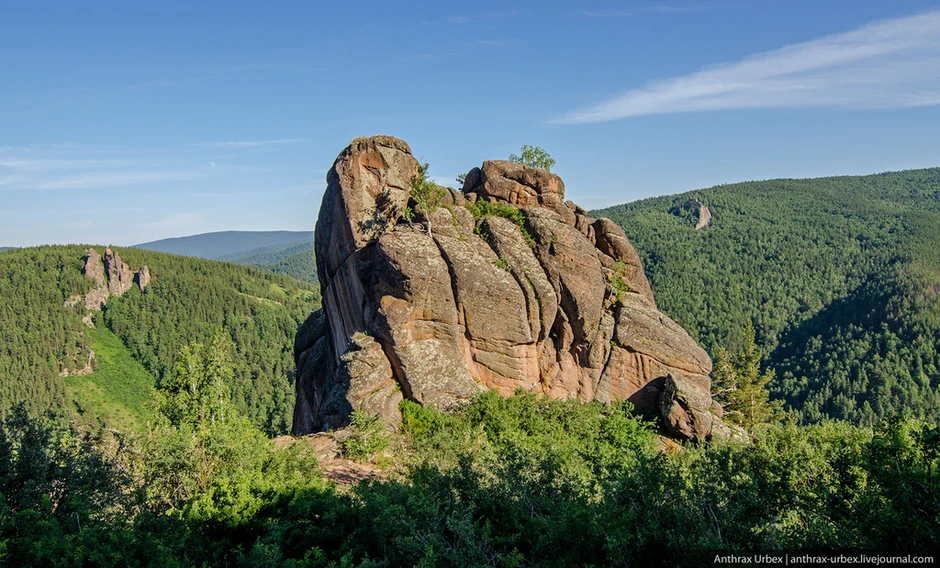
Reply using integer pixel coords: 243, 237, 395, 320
294, 136, 728, 441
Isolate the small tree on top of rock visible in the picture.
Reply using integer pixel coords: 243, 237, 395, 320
410, 162, 446, 236
509, 145, 555, 171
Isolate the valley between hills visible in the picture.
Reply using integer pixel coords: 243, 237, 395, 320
0, 141, 937, 563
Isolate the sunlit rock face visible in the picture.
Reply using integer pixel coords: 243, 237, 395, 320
293, 135, 727, 441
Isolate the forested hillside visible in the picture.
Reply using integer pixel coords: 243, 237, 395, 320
0, 246, 94, 417
594, 167, 940, 425
0, 245, 321, 434
232, 241, 317, 283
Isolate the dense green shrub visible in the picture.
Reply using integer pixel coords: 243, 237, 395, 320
467, 200, 535, 247
0, 393, 937, 565
341, 410, 390, 463
0, 406, 138, 566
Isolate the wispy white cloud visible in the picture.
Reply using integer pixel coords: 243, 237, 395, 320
0, 158, 128, 171
0, 149, 203, 191
145, 212, 202, 232
0, 175, 27, 188
197, 138, 307, 148
192, 183, 321, 198
583, 3, 730, 18
560, 10, 940, 123
35, 171, 201, 190
422, 10, 519, 27
473, 39, 522, 48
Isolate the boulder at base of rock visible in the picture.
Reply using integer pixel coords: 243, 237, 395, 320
660, 373, 718, 442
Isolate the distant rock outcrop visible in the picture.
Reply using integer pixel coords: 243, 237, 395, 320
104, 247, 136, 296
58, 248, 150, 377
294, 136, 730, 441
695, 203, 712, 230
672, 197, 712, 230
80, 247, 150, 311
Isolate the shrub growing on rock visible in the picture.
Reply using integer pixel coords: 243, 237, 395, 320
409, 162, 446, 235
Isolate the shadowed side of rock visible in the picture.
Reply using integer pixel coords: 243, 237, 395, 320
294, 135, 733, 441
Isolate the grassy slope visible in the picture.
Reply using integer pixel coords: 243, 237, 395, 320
65, 324, 156, 431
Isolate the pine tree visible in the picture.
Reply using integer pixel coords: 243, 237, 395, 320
712, 321, 784, 428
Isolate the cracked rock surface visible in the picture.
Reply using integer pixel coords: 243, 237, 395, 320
293, 135, 730, 440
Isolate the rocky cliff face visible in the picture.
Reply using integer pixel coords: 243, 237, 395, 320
294, 136, 730, 441
79, 247, 150, 311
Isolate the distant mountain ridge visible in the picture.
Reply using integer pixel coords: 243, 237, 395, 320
134, 230, 317, 283
134, 230, 312, 260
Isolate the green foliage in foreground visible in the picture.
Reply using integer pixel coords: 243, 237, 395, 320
594, 167, 940, 426
143, 337, 322, 524
341, 409, 390, 463
2, 390, 937, 566
712, 321, 784, 428
0, 406, 139, 566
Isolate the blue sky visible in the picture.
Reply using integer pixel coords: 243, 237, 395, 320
2, 0, 939, 247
